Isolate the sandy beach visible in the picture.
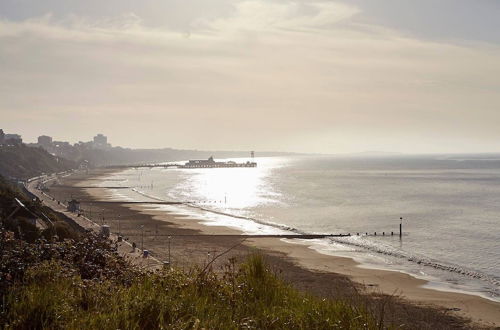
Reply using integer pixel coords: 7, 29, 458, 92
45, 169, 500, 328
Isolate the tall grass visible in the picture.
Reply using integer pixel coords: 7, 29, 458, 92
3, 254, 379, 329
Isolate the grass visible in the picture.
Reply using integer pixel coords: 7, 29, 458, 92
2, 246, 379, 329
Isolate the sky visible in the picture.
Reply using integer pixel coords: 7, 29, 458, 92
1, 0, 499, 153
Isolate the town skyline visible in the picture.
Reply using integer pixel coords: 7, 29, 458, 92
4, 128, 500, 157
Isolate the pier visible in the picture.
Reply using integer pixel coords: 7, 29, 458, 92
105, 156, 257, 169
105, 164, 180, 169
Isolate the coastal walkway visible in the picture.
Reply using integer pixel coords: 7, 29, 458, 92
25, 176, 163, 270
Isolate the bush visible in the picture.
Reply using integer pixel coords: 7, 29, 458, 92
53, 222, 79, 241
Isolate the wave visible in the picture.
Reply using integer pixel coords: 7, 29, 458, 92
327, 236, 500, 290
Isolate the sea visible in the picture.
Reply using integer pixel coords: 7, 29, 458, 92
100, 155, 500, 301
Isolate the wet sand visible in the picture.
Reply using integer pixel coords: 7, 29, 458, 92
47, 169, 500, 328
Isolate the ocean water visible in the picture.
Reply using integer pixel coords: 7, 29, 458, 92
101, 155, 500, 301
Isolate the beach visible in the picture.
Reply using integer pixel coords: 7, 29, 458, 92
44, 169, 500, 328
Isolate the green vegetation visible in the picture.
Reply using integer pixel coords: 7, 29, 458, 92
0, 144, 74, 180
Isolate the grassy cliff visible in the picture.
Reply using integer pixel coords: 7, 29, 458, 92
0, 144, 74, 180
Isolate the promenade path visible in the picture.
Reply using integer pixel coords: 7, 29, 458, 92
26, 175, 163, 270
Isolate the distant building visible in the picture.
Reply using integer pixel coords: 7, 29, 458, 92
4, 134, 22, 144
38, 135, 53, 148
92, 133, 111, 149
0, 129, 4, 144
94, 134, 107, 145
185, 156, 217, 167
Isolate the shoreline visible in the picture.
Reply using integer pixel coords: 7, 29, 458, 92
48, 169, 500, 327
307, 241, 500, 304
139, 199, 500, 305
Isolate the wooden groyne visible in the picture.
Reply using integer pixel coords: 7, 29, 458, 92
121, 234, 353, 239
76, 200, 405, 238
77, 201, 183, 205
123, 233, 404, 239
51, 185, 132, 189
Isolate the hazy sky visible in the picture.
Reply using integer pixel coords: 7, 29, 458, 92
1, 0, 499, 153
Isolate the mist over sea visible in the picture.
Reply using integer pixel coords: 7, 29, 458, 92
103, 155, 500, 301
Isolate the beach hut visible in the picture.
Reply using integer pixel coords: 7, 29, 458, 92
100, 225, 110, 238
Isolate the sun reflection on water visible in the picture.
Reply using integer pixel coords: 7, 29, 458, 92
172, 157, 286, 209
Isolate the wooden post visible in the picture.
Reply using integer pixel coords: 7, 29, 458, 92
168, 236, 171, 265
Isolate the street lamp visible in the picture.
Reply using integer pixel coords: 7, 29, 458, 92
140, 225, 144, 251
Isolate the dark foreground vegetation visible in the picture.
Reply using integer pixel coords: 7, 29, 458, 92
1, 235, 380, 329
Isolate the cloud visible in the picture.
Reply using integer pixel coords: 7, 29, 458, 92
0, 0, 499, 152
205, 1, 359, 32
